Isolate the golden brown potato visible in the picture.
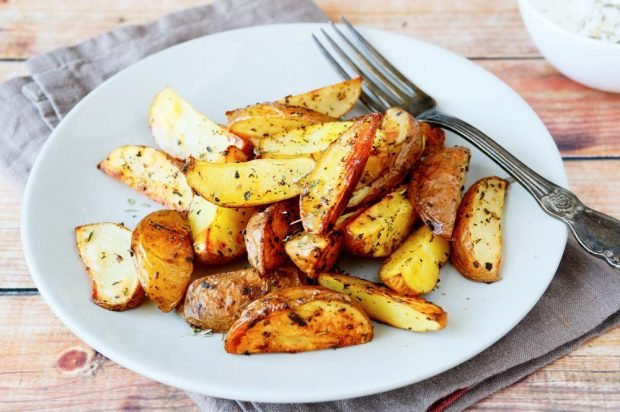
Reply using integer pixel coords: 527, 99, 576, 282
180, 266, 305, 332
75, 223, 145, 311
131, 210, 193, 312
98, 145, 193, 211
278, 77, 362, 118
343, 186, 416, 257
188, 195, 256, 265
149, 87, 251, 162
451, 176, 508, 282
379, 224, 450, 296
185, 157, 316, 207
284, 231, 343, 279
409, 146, 471, 238
224, 286, 373, 354
300, 114, 381, 234
421, 122, 445, 157
226, 103, 333, 143
245, 199, 299, 274
333, 209, 365, 231
318, 273, 447, 332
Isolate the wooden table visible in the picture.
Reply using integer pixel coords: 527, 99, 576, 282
1, 1, 618, 409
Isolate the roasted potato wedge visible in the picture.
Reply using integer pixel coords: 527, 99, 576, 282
149, 87, 251, 162
75, 223, 145, 311
409, 146, 471, 238
278, 77, 362, 118
188, 195, 256, 265
421, 122, 445, 157
226, 103, 333, 143
185, 157, 315, 207
379, 224, 450, 296
318, 273, 447, 332
98, 145, 193, 211
284, 231, 343, 279
180, 266, 305, 332
245, 199, 299, 274
451, 176, 508, 283
334, 208, 365, 231
224, 286, 373, 354
300, 114, 381, 234
343, 186, 416, 257
131, 210, 193, 312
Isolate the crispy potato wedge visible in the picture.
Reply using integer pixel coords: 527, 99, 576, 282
131, 210, 193, 312
379, 224, 450, 295
180, 266, 305, 332
409, 146, 471, 238
226, 103, 333, 143
318, 273, 447, 332
451, 176, 508, 282
348, 109, 424, 208
185, 157, 316, 207
334, 209, 365, 231
300, 114, 381, 234
284, 231, 343, 279
278, 77, 362, 118
98, 145, 193, 211
421, 122, 445, 157
245, 199, 299, 274
75, 223, 145, 311
224, 286, 373, 354
188, 195, 256, 265
343, 186, 416, 257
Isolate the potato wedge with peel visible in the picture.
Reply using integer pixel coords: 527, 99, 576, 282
185, 157, 316, 207
380, 224, 450, 296
75, 223, 145, 311
409, 146, 471, 238
226, 103, 333, 143
278, 77, 363, 118
245, 199, 300, 274
318, 273, 447, 332
284, 231, 343, 279
421, 122, 445, 157
451, 176, 509, 283
300, 113, 381, 234
224, 286, 373, 354
179, 266, 305, 332
343, 186, 417, 257
188, 195, 256, 265
98, 145, 193, 211
131, 210, 193, 312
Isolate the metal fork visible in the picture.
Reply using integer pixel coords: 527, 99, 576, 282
314, 18, 620, 269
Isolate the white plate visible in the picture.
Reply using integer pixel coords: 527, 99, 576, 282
22, 23, 568, 403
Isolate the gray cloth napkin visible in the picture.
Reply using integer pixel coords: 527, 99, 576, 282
0, 0, 617, 410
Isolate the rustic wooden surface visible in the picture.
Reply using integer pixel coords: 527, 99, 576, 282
0, 0, 619, 410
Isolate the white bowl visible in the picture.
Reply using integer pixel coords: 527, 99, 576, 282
518, 0, 620, 93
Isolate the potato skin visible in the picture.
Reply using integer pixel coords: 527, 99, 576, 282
131, 210, 193, 313
180, 266, 305, 332
284, 231, 343, 279
224, 286, 373, 354
451, 176, 508, 282
420, 122, 445, 157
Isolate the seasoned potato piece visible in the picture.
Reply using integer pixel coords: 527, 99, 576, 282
343, 186, 416, 257
98, 145, 192, 211
188, 195, 256, 265
149, 87, 251, 162
421, 122, 445, 157
245, 199, 299, 274
451, 177, 508, 282
226, 103, 333, 143
409, 146, 471, 238
318, 273, 447, 332
224, 286, 373, 354
131, 210, 193, 312
180, 267, 305, 332
334, 209, 365, 231
379, 225, 450, 295
185, 157, 315, 207
300, 114, 381, 234
284, 231, 343, 279
75, 223, 145, 311
278, 77, 362, 118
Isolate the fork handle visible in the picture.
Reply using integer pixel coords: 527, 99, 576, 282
419, 109, 620, 269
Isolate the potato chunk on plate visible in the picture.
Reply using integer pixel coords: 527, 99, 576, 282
284, 231, 343, 279
278, 77, 362, 118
